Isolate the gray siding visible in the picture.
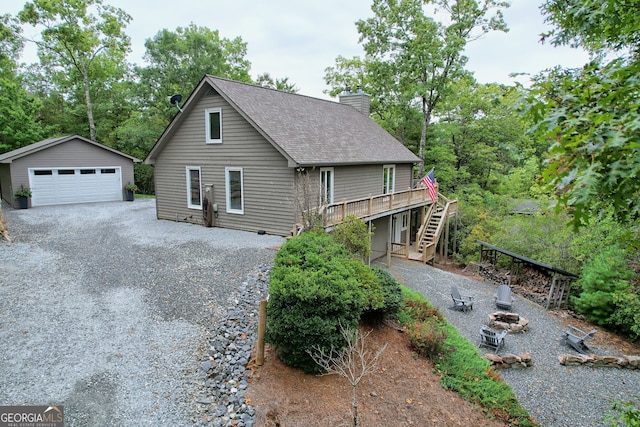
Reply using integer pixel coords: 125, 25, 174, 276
307, 163, 414, 203
154, 92, 296, 236
371, 216, 390, 261
3, 138, 135, 208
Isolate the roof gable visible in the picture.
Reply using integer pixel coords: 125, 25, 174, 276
147, 76, 420, 167
0, 135, 141, 163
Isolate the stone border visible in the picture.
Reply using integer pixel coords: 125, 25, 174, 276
485, 353, 533, 369
559, 354, 640, 369
488, 311, 530, 333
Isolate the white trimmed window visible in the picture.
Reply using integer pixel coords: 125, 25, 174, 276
383, 164, 395, 194
225, 167, 244, 214
205, 108, 222, 144
320, 167, 334, 205
186, 166, 202, 209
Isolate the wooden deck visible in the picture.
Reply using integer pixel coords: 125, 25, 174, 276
323, 187, 436, 226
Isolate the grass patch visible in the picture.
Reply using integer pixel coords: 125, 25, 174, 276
134, 194, 155, 199
398, 287, 537, 426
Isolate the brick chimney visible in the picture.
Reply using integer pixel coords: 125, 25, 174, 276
338, 85, 370, 116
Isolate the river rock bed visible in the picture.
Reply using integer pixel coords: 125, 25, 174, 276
197, 264, 271, 427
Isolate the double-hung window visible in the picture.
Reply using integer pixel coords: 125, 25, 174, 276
186, 166, 202, 209
205, 108, 222, 144
383, 164, 395, 194
225, 167, 244, 214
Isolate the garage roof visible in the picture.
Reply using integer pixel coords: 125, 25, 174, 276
0, 135, 141, 163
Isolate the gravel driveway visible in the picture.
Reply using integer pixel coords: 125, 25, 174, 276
382, 258, 640, 427
0, 199, 284, 426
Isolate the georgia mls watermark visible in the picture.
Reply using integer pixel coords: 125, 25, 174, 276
0, 406, 64, 427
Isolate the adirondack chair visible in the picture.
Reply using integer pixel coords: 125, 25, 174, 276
563, 325, 597, 354
494, 284, 515, 310
451, 286, 474, 312
479, 326, 507, 353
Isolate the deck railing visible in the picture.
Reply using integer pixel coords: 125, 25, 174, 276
323, 187, 434, 226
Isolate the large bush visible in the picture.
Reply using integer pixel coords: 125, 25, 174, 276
265, 231, 384, 373
571, 244, 636, 328
332, 215, 372, 261
363, 267, 403, 324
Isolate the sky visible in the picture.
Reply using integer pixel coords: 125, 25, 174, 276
7, 0, 590, 100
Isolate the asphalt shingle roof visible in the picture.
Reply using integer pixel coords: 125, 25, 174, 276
0, 135, 140, 163
147, 76, 420, 166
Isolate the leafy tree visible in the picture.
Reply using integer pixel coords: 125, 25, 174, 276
18, 0, 132, 141
0, 14, 51, 151
526, 0, 640, 228
137, 23, 251, 114
254, 72, 298, 93
0, 75, 50, 152
353, 0, 509, 176
429, 78, 532, 193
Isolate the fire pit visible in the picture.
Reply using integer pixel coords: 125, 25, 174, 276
488, 311, 529, 333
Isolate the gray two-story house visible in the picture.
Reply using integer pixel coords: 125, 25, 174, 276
146, 76, 456, 263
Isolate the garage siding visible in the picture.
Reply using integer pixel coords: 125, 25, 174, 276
7, 138, 135, 208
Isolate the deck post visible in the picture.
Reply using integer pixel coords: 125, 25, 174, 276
386, 215, 392, 267
405, 212, 411, 260
368, 194, 372, 215
341, 198, 347, 221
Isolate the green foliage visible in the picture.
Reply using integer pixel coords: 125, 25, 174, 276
605, 395, 640, 427
327, 0, 509, 176
254, 73, 298, 93
397, 287, 534, 426
137, 23, 251, 115
527, 58, 640, 228
133, 163, 155, 196
406, 318, 448, 359
528, 0, 640, 229
332, 215, 372, 261
364, 267, 404, 324
0, 74, 50, 152
491, 210, 579, 273
609, 290, 640, 341
266, 231, 382, 373
572, 244, 636, 326
14, 186, 32, 197
540, 0, 640, 52
431, 79, 534, 194
18, 0, 132, 141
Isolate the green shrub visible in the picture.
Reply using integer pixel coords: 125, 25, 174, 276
571, 244, 635, 326
332, 215, 372, 261
407, 318, 448, 359
402, 296, 445, 324
265, 231, 378, 373
605, 396, 640, 427
362, 267, 403, 324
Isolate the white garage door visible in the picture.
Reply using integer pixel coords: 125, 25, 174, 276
29, 167, 123, 206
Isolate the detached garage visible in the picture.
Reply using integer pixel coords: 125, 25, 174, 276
0, 135, 140, 208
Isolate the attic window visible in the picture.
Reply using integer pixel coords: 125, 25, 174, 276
205, 108, 222, 144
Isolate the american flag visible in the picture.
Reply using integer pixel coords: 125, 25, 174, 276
421, 168, 437, 202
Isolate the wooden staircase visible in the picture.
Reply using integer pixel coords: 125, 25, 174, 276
414, 193, 457, 264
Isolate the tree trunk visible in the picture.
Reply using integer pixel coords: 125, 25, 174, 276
352, 384, 358, 427
418, 95, 433, 177
82, 69, 96, 141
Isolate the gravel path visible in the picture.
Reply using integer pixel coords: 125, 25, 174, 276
0, 199, 284, 426
381, 258, 640, 427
